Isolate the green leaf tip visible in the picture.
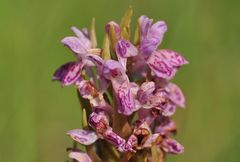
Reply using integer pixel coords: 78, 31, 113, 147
82, 108, 88, 129
102, 34, 111, 60
90, 17, 97, 48
120, 6, 133, 40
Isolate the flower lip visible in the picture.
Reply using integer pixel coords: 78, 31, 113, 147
67, 129, 98, 145
52, 62, 83, 86
162, 138, 184, 154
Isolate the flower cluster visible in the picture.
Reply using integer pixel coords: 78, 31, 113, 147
53, 7, 188, 162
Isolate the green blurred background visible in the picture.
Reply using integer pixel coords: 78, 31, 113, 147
0, 0, 240, 161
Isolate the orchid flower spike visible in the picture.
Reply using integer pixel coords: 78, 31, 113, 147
53, 6, 188, 162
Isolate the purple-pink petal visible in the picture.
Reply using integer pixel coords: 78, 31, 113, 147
116, 81, 138, 115
52, 62, 75, 81
76, 80, 97, 100
116, 39, 138, 58
154, 117, 177, 135
148, 21, 167, 46
71, 27, 89, 39
115, 39, 133, 69
61, 36, 88, 54
103, 60, 126, 81
125, 135, 137, 152
162, 138, 184, 154
147, 50, 177, 80
157, 49, 188, 67
67, 129, 98, 145
52, 62, 82, 86
137, 81, 155, 105
139, 16, 167, 59
103, 128, 127, 152
166, 83, 185, 108
86, 54, 104, 68
88, 110, 109, 134
69, 151, 92, 162
161, 103, 176, 116
139, 15, 153, 39
105, 21, 121, 39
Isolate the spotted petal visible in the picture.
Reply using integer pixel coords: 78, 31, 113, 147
52, 62, 82, 86
117, 81, 138, 115
161, 103, 176, 116
69, 151, 92, 162
162, 138, 184, 154
116, 39, 138, 58
139, 15, 167, 59
102, 60, 138, 115
76, 80, 98, 100
103, 128, 127, 152
166, 83, 185, 108
158, 49, 188, 67
147, 50, 177, 80
125, 135, 137, 152
61, 36, 88, 55
137, 81, 155, 105
115, 39, 138, 70
67, 129, 98, 145
89, 110, 109, 135
103, 60, 127, 83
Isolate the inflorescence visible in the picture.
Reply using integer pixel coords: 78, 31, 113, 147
53, 7, 188, 162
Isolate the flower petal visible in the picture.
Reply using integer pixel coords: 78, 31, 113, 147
103, 60, 126, 83
89, 110, 109, 135
138, 109, 156, 125
69, 151, 92, 162
61, 36, 88, 55
139, 15, 153, 39
71, 26, 91, 49
103, 128, 127, 152
157, 49, 188, 67
116, 39, 138, 58
137, 81, 155, 105
154, 117, 177, 135
161, 103, 176, 116
102, 60, 139, 115
116, 80, 140, 115
86, 54, 111, 92
115, 39, 138, 70
125, 135, 137, 152
139, 16, 167, 59
67, 129, 98, 145
162, 138, 184, 154
142, 134, 161, 148
148, 21, 167, 46
166, 83, 185, 108
52, 62, 82, 86
147, 50, 177, 80
105, 21, 121, 39
52, 62, 75, 81
86, 54, 104, 68
76, 80, 98, 100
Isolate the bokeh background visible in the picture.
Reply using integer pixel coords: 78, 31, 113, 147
0, 0, 240, 161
